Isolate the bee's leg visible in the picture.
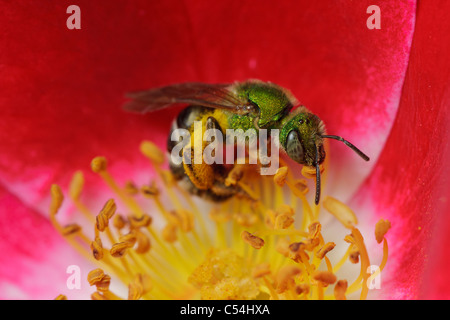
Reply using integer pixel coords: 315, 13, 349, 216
205, 116, 222, 134
180, 116, 257, 203
181, 116, 224, 190
205, 116, 259, 202
182, 147, 215, 190
209, 180, 258, 202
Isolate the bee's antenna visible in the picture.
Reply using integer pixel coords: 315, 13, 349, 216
321, 135, 370, 161
314, 142, 321, 205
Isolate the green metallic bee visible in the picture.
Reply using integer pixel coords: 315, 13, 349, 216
124, 80, 369, 205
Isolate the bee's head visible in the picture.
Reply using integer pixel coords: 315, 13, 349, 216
280, 111, 325, 167
280, 110, 369, 205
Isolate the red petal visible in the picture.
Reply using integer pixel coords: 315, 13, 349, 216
354, 1, 450, 299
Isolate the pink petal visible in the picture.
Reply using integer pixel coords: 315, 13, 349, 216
353, 0, 450, 299
0, 185, 94, 299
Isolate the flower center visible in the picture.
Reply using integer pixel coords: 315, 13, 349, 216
51, 140, 390, 300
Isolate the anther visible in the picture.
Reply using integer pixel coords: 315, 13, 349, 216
274, 213, 294, 229
55, 294, 67, 300
87, 268, 105, 286
301, 165, 323, 179
62, 223, 81, 236
294, 179, 309, 194
344, 234, 355, 244
87, 268, 111, 293
275, 265, 301, 293
323, 196, 358, 229
110, 242, 129, 258
113, 214, 127, 230
140, 141, 165, 165
129, 214, 152, 229
308, 222, 322, 239
312, 270, 337, 286
96, 274, 111, 292
273, 166, 288, 187
119, 232, 137, 247
127, 274, 150, 300
128, 282, 143, 300
134, 273, 152, 295
375, 219, 391, 244
96, 214, 108, 232
303, 237, 320, 251
162, 223, 178, 243
124, 181, 139, 195
91, 292, 107, 300
100, 199, 116, 219
334, 279, 348, 300
349, 245, 360, 264
295, 284, 310, 295
96, 199, 116, 231
315, 242, 336, 259
241, 231, 265, 249
91, 236, 104, 260
91, 156, 108, 173
288, 242, 308, 263
134, 231, 151, 254
69, 171, 84, 200
141, 184, 160, 197
50, 184, 64, 215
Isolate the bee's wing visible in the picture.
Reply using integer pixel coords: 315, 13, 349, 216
123, 82, 249, 114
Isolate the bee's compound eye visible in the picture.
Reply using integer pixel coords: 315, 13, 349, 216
286, 130, 304, 163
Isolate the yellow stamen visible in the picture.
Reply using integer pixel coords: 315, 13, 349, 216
273, 166, 288, 187
334, 279, 348, 300
49, 184, 64, 216
69, 170, 84, 201
140, 141, 165, 165
312, 270, 337, 286
323, 196, 358, 229
375, 219, 391, 244
315, 242, 336, 259
51, 139, 390, 300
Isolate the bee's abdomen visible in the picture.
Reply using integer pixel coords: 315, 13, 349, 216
167, 106, 205, 181
166, 106, 236, 202
167, 106, 205, 152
